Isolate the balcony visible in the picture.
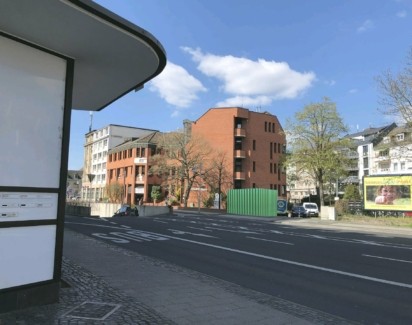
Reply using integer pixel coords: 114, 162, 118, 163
375, 155, 391, 162
234, 150, 246, 158
234, 128, 246, 137
234, 171, 245, 180
135, 174, 145, 183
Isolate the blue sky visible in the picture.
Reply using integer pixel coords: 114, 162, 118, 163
69, 0, 412, 169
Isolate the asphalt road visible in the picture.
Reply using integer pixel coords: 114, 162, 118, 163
65, 212, 412, 324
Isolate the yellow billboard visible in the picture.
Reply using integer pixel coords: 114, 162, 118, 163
363, 175, 412, 211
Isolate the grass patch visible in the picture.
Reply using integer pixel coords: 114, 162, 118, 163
338, 214, 412, 228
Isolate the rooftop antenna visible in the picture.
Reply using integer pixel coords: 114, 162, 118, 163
89, 111, 93, 132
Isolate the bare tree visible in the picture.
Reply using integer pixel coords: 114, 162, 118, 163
203, 151, 233, 209
105, 182, 123, 203
285, 98, 349, 207
150, 132, 213, 207
376, 48, 412, 124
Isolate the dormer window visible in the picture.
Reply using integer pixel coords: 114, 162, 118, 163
396, 133, 404, 141
383, 136, 390, 144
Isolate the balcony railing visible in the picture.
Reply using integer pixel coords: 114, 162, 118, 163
234, 171, 245, 180
135, 175, 144, 183
234, 150, 246, 158
234, 128, 246, 137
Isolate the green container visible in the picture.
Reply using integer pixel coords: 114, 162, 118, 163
227, 188, 277, 217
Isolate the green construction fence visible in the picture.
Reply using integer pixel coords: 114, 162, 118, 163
227, 188, 277, 217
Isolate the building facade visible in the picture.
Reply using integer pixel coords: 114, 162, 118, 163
342, 123, 396, 186
66, 170, 83, 199
191, 107, 287, 197
106, 131, 164, 206
372, 124, 412, 175
82, 124, 158, 202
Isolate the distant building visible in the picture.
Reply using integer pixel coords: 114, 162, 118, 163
372, 124, 412, 175
66, 170, 83, 199
342, 123, 397, 186
82, 124, 158, 202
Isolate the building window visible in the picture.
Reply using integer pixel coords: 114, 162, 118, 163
270, 163, 272, 173
264, 122, 267, 132
270, 142, 273, 159
401, 162, 406, 170
253, 140, 256, 150
363, 157, 369, 168
272, 123, 275, 133
273, 142, 277, 153
235, 159, 242, 172
268, 123, 271, 132
396, 133, 404, 141
363, 145, 368, 156
379, 149, 389, 157
253, 161, 256, 172
393, 162, 398, 172
252, 183, 256, 188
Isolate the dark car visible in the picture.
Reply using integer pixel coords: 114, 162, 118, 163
290, 205, 309, 218
112, 205, 138, 217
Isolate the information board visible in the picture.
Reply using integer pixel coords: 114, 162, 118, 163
0, 35, 66, 188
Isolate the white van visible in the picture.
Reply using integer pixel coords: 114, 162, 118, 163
302, 202, 319, 217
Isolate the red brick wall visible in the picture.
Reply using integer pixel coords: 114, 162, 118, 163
191, 107, 286, 195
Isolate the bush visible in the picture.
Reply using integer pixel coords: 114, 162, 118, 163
335, 199, 349, 215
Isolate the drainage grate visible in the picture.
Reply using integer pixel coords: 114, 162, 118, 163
61, 301, 121, 320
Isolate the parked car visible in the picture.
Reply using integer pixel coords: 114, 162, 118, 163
112, 205, 138, 217
290, 205, 309, 218
302, 202, 319, 217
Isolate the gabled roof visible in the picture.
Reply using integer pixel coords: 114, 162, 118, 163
109, 131, 163, 153
344, 123, 397, 146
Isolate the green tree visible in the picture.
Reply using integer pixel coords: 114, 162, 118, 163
343, 184, 361, 201
285, 98, 349, 207
151, 185, 162, 203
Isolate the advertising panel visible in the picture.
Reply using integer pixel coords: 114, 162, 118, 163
363, 175, 412, 211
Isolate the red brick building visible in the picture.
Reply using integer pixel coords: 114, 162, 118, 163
106, 132, 163, 205
104, 107, 286, 208
191, 107, 286, 195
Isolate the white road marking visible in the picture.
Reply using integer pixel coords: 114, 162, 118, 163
187, 226, 213, 232
206, 226, 258, 234
246, 236, 294, 245
153, 219, 168, 224
168, 229, 217, 238
362, 254, 412, 264
270, 230, 284, 234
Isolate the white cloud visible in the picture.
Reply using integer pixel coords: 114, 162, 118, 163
149, 61, 206, 108
182, 47, 315, 106
397, 10, 407, 18
216, 95, 273, 108
325, 80, 336, 86
357, 19, 374, 33
349, 88, 358, 94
